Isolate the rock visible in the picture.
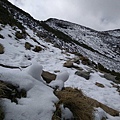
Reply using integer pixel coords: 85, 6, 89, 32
33, 46, 42, 52
75, 70, 90, 80
25, 42, 34, 50
0, 44, 4, 54
54, 70, 60, 73
0, 34, 4, 39
41, 71, 56, 83
104, 73, 116, 82
80, 56, 90, 65
73, 57, 80, 64
95, 82, 105, 88
63, 61, 73, 68
15, 31, 26, 39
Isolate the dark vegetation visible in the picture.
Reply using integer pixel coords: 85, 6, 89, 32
0, 2, 24, 30
0, 44, 4, 54
56, 22, 69, 29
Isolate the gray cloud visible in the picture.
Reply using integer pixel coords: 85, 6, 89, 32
8, 0, 120, 31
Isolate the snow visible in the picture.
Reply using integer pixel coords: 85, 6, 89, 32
0, 69, 58, 120
26, 61, 44, 82
94, 107, 120, 120
0, 23, 120, 119
56, 71, 69, 82
60, 104, 73, 120
49, 71, 69, 90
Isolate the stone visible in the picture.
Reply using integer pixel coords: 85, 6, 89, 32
33, 46, 42, 52
73, 57, 80, 64
63, 61, 73, 68
75, 70, 90, 80
25, 42, 34, 50
0, 44, 4, 54
41, 71, 56, 83
104, 73, 116, 82
95, 82, 105, 88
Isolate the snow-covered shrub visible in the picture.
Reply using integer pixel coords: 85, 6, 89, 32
49, 71, 69, 90
27, 61, 43, 82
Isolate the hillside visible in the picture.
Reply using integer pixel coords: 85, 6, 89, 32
0, 0, 120, 120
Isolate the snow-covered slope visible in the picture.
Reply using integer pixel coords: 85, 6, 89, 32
104, 29, 120, 37
45, 18, 120, 72
0, 0, 120, 120
0, 23, 120, 119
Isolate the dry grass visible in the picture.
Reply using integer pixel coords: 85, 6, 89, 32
0, 82, 6, 120
0, 82, 7, 98
54, 87, 120, 120
55, 87, 94, 120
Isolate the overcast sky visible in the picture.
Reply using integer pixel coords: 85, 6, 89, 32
8, 0, 120, 31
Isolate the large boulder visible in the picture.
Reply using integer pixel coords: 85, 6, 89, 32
75, 70, 90, 80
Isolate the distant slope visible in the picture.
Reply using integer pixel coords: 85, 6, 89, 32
45, 18, 120, 72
